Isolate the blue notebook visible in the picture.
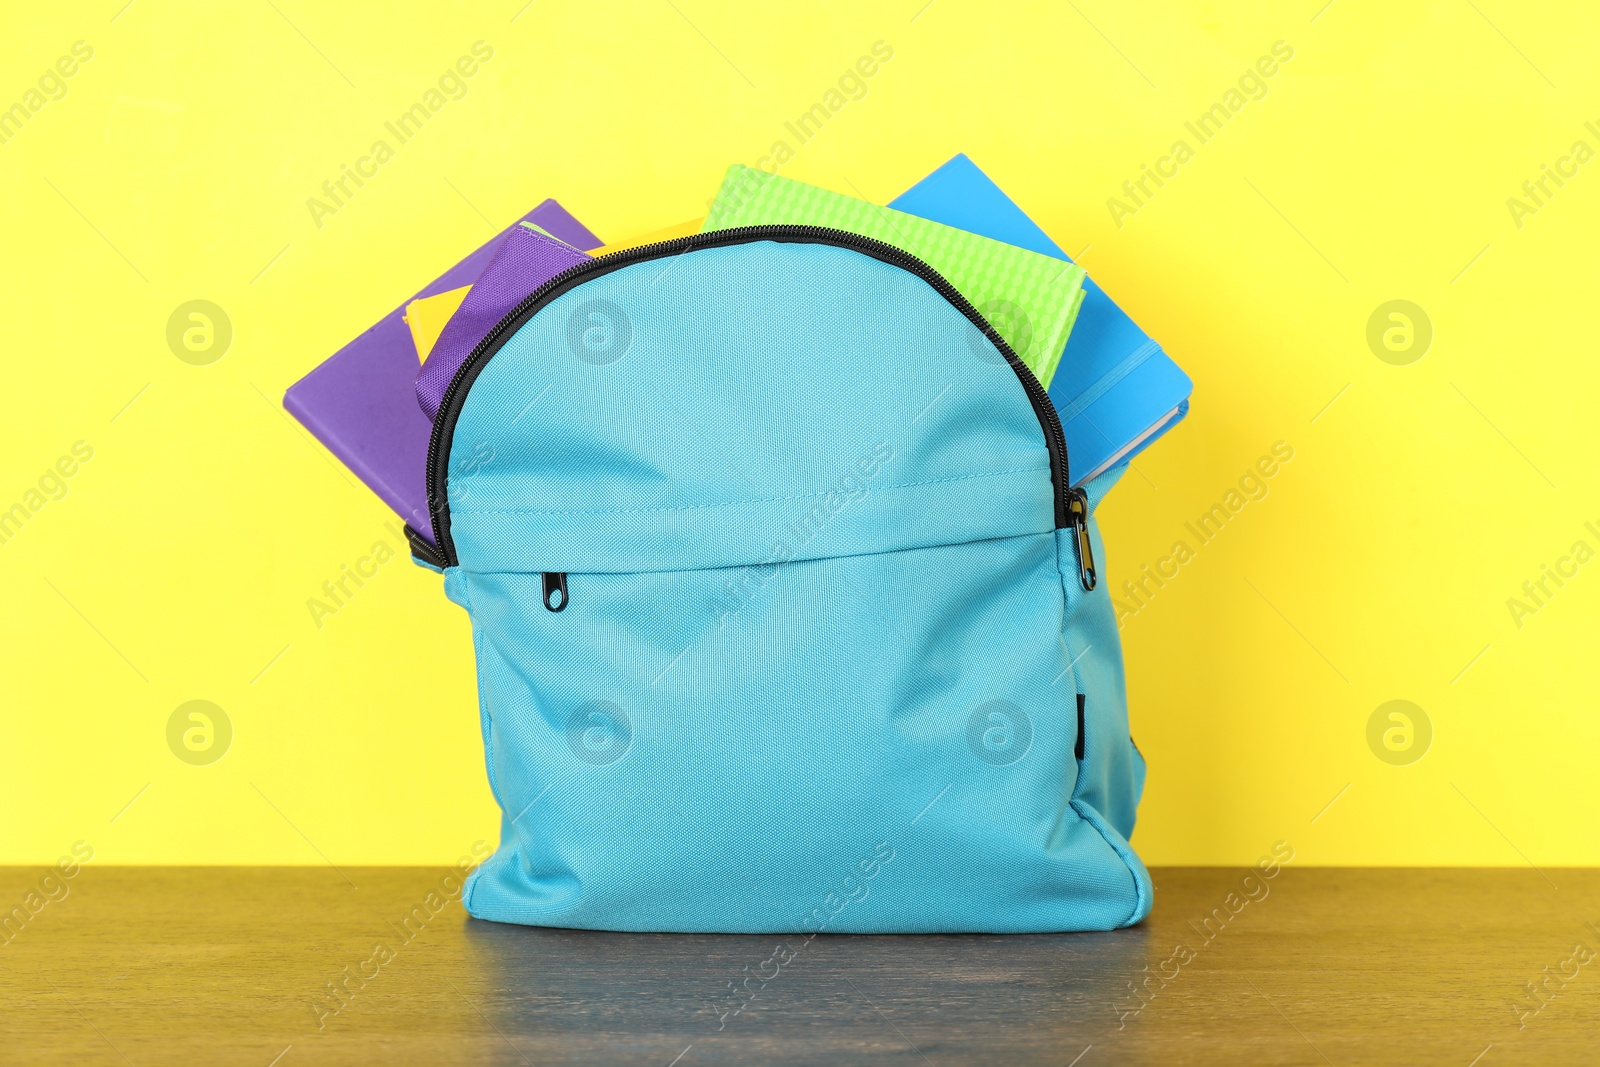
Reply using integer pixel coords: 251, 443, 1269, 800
891, 155, 1191, 485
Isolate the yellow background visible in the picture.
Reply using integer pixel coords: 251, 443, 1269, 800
3, 0, 1595, 867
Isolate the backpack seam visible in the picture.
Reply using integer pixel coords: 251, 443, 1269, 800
1069, 797, 1151, 928
450, 464, 1052, 517
457, 529, 1057, 578
455, 573, 511, 829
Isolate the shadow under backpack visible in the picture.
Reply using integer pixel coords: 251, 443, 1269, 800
409, 225, 1152, 933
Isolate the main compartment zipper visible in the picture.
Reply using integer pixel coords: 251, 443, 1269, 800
425, 224, 1075, 570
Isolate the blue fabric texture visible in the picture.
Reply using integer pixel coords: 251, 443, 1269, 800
438, 238, 1151, 932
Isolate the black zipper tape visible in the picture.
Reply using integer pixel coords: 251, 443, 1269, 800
426, 225, 1072, 568
405, 524, 446, 569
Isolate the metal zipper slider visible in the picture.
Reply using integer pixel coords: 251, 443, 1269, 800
542, 572, 569, 611
1066, 488, 1097, 592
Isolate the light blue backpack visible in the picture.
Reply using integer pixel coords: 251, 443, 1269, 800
410, 227, 1151, 933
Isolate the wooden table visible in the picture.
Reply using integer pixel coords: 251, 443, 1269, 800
2, 867, 1595, 1064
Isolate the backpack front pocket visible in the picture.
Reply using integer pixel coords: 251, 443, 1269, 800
454, 530, 1143, 932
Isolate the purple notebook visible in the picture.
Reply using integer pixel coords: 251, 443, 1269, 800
416, 226, 590, 419
283, 200, 602, 538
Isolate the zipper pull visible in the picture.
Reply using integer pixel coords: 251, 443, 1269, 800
1066, 488, 1097, 592
542, 572, 568, 611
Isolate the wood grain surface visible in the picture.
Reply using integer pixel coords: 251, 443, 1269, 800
1, 866, 1596, 1065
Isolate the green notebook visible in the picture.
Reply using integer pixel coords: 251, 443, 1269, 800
702, 166, 1086, 387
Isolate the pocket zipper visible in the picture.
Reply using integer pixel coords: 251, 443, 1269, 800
425, 225, 1078, 574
